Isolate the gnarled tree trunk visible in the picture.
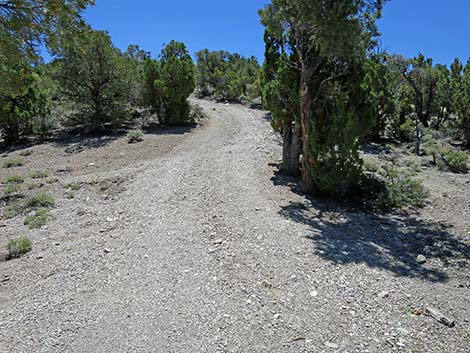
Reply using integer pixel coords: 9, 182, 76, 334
299, 69, 314, 194
281, 119, 300, 176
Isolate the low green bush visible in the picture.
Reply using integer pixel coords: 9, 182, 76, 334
3, 158, 24, 168
442, 150, 468, 173
24, 193, 54, 209
24, 209, 49, 229
30, 170, 49, 179
2, 205, 21, 220
19, 150, 33, 157
189, 104, 205, 122
6, 175, 25, 184
6, 237, 32, 259
3, 183, 22, 196
362, 166, 429, 210
127, 130, 144, 143
399, 119, 414, 142
65, 181, 80, 190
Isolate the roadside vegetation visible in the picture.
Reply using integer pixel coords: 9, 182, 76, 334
0, 0, 469, 220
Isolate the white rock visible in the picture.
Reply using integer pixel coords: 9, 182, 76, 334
416, 254, 427, 264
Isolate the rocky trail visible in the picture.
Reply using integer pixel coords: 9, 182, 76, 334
1, 99, 469, 352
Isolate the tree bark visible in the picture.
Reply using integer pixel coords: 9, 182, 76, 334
281, 119, 300, 176
299, 69, 314, 194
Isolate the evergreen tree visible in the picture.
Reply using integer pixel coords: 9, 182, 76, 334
260, 0, 385, 196
56, 30, 132, 130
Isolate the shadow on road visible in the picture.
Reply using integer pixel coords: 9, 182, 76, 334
272, 169, 470, 283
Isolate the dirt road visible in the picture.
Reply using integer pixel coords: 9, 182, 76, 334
1, 100, 469, 352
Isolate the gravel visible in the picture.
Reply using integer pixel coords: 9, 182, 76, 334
0, 99, 469, 352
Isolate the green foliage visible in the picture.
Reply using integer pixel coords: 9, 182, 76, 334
6, 237, 32, 259
19, 149, 33, 156
3, 183, 22, 197
24, 193, 54, 209
2, 204, 21, 220
3, 158, 24, 168
364, 166, 429, 210
399, 118, 414, 142
309, 100, 365, 197
0, 0, 93, 98
195, 49, 261, 102
65, 181, 81, 190
0, 64, 50, 145
442, 150, 469, 173
6, 175, 24, 184
457, 60, 470, 146
260, 0, 385, 196
188, 104, 205, 122
127, 130, 144, 143
57, 30, 134, 130
30, 170, 49, 179
142, 41, 195, 125
24, 209, 49, 229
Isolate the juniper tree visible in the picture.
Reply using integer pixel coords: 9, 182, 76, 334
57, 30, 132, 130
260, 0, 385, 196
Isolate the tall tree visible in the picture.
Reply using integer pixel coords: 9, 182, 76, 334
260, 0, 385, 195
56, 29, 132, 130
0, 0, 93, 96
399, 54, 438, 128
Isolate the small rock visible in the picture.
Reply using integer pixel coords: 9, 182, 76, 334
213, 239, 223, 245
103, 248, 111, 254
36, 254, 43, 260
310, 290, 318, 297
378, 290, 391, 299
88, 162, 96, 167
1, 275, 10, 283
324, 342, 339, 349
416, 254, 427, 264
262, 280, 272, 288
397, 328, 410, 336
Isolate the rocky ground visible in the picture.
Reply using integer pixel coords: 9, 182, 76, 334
0, 99, 469, 352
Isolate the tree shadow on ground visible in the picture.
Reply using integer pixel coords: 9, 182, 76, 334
272, 168, 470, 283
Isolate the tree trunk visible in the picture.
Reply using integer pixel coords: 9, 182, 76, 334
299, 69, 314, 194
3, 121, 19, 146
281, 119, 300, 176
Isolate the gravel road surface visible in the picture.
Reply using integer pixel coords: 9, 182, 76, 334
1, 99, 469, 352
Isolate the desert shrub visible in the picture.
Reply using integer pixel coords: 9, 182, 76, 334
3, 183, 22, 197
188, 104, 205, 122
6, 237, 32, 259
6, 175, 24, 184
24, 193, 54, 209
24, 209, 49, 229
404, 159, 421, 172
2, 205, 21, 220
127, 130, 144, 143
30, 170, 49, 179
19, 150, 33, 157
3, 158, 24, 168
442, 150, 469, 173
399, 119, 414, 142
362, 160, 381, 174
363, 166, 429, 210
65, 181, 80, 190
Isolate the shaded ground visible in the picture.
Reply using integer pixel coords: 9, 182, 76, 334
0, 99, 469, 352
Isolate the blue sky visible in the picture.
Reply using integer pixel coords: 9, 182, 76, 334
82, 0, 470, 66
